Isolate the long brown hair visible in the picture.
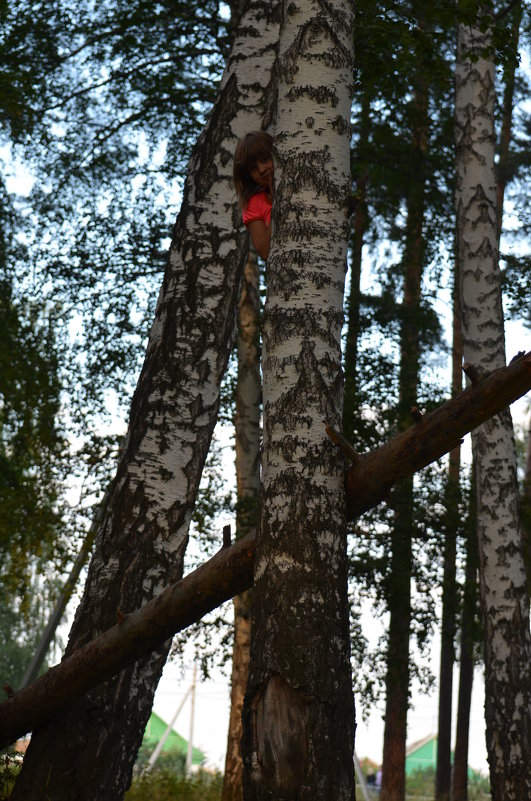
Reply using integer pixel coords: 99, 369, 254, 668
233, 130, 273, 207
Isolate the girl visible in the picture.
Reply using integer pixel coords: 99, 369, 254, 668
233, 131, 274, 260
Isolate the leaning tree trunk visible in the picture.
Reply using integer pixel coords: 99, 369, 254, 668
222, 250, 261, 801
380, 39, 429, 801
240, 0, 355, 798
455, 8, 531, 801
11, 3, 280, 799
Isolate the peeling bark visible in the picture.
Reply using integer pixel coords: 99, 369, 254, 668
455, 8, 531, 799
9, 4, 280, 799
222, 251, 261, 801
241, 0, 356, 797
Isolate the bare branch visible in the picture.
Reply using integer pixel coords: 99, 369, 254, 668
345, 352, 531, 518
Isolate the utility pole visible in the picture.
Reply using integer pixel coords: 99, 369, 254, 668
186, 663, 197, 776
146, 685, 192, 771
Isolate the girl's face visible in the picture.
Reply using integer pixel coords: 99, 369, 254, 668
249, 157, 273, 188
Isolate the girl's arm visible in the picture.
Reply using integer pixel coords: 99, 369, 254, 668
247, 220, 271, 260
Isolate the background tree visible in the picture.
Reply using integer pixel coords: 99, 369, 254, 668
10, 1, 280, 797
241, 0, 356, 797
222, 250, 261, 801
455, 3, 531, 798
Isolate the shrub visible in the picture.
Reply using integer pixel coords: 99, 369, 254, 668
124, 768, 223, 801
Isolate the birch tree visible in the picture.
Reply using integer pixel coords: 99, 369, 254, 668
240, 0, 356, 798
10, 3, 279, 799
455, 6, 531, 799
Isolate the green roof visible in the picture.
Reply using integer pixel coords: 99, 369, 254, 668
142, 712, 205, 765
405, 734, 438, 775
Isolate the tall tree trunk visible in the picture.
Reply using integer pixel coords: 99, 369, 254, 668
222, 250, 261, 801
241, 0, 355, 797
380, 43, 429, 801
523, 415, 531, 591
495, 0, 523, 245
435, 262, 462, 801
452, 499, 479, 801
11, 4, 280, 799
455, 8, 531, 800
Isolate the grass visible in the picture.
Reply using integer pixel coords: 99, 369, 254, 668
124, 768, 223, 801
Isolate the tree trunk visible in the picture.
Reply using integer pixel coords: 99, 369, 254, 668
523, 415, 531, 591
241, 0, 355, 797
380, 45, 429, 801
495, 0, 523, 244
455, 8, 531, 800
435, 260, 462, 801
452, 506, 479, 801
222, 250, 261, 801
10, 4, 280, 799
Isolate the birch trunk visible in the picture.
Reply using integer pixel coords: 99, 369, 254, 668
222, 250, 261, 801
523, 416, 531, 590
455, 9, 531, 800
10, 4, 279, 799
241, 0, 355, 797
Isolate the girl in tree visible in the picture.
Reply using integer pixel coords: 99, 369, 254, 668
233, 131, 274, 260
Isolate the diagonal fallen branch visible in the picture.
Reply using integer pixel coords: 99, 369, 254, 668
342, 352, 531, 518
1, 352, 530, 747
0, 534, 255, 748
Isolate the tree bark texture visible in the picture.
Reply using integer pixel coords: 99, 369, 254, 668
241, 1, 355, 798
10, 4, 280, 799
381, 51, 429, 801
2, 356, 531, 748
523, 415, 531, 591
435, 267, 462, 801
222, 251, 261, 801
455, 10, 531, 801
452, 517, 479, 801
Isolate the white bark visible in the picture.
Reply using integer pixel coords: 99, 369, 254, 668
11, 4, 280, 800
242, 0, 355, 798
455, 10, 531, 800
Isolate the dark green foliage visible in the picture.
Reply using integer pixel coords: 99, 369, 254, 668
134, 747, 187, 777
0, 753, 21, 801
0, 276, 70, 688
